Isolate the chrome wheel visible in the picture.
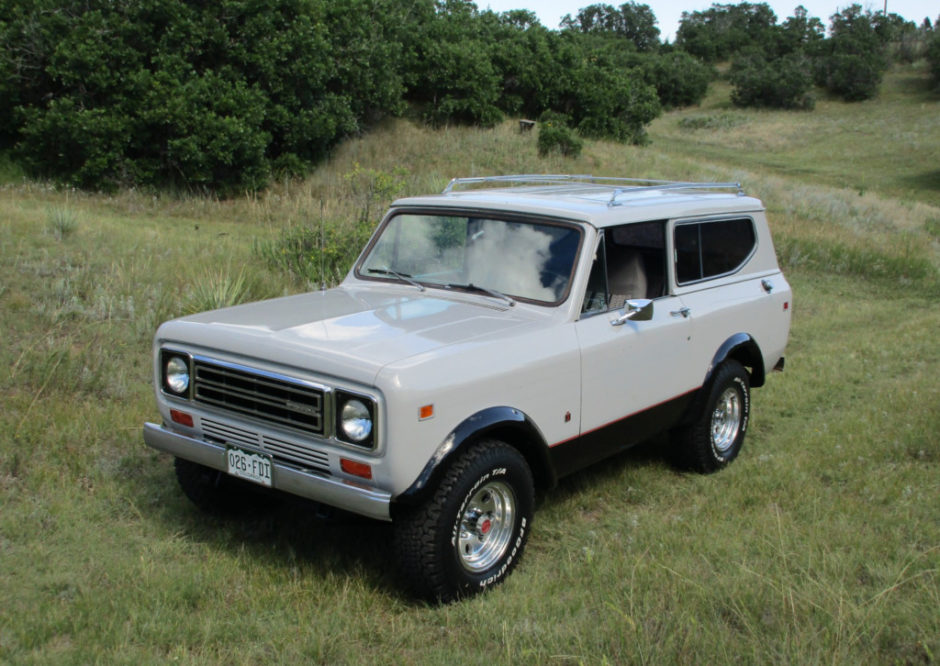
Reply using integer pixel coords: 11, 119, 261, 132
711, 386, 741, 453
457, 480, 516, 573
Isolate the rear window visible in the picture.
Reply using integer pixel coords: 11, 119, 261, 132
675, 218, 756, 284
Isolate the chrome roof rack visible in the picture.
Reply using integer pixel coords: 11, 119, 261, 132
442, 174, 744, 207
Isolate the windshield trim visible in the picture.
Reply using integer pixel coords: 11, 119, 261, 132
354, 207, 585, 307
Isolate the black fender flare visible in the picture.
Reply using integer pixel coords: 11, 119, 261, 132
705, 333, 766, 388
677, 333, 764, 429
394, 406, 556, 509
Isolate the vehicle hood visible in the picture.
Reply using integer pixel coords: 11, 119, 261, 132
156, 285, 541, 385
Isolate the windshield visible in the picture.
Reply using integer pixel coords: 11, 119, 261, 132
358, 213, 582, 304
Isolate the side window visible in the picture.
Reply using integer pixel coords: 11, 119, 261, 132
581, 221, 666, 315
675, 218, 756, 284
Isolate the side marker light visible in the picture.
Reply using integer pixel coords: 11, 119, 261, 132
170, 409, 194, 427
340, 458, 373, 480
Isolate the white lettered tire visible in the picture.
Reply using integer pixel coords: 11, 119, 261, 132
673, 360, 751, 473
394, 440, 534, 603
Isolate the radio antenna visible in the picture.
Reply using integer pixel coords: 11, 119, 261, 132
319, 199, 326, 291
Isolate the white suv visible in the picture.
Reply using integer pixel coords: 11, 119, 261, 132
144, 175, 791, 601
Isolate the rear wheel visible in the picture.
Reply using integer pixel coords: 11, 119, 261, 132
394, 440, 534, 603
673, 360, 750, 473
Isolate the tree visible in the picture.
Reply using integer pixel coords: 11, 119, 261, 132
1, 0, 671, 192
676, 2, 778, 62
777, 5, 825, 56
926, 28, 940, 88
639, 52, 713, 108
2, 0, 415, 191
405, 1, 503, 126
561, 2, 660, 52
730, 50, 814, 109
813, 4, 888, 101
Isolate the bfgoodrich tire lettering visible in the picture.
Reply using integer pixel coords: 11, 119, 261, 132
673, 360, 750, 473
394, 439, 534, 603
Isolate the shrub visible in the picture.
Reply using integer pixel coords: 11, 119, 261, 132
730, 51, 815, 109
813, 51, 885, 102
928, 30, 940, 88
47, 207, 79, 240
255, 221, 375, 288
675, 2, 779, 62
343, 163, 408, 223
406, 2, 503, 127
1, 0, 668, 192
560, 2, 661, 52
183, 269, 252, 314
537, 112, 583, 157
812, 4, 888, 101
678, 113, 746, 130
640, 52, 713, 108
255, 163, 405, 286
567, 65, 660, 144
2, 0, 409, 193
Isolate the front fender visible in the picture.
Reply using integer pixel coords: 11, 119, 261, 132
394, 406, 554, 508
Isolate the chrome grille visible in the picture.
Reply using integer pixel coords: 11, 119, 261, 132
202, 419, 331, 474
193, 359, 325, 436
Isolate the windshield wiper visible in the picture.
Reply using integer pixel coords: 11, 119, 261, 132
445, 282, 515, 307
367, 268, 425, 292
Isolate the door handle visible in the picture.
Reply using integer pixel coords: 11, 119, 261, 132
670, 306, 691, 318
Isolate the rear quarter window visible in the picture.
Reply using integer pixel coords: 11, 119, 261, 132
675, 218, 756, 284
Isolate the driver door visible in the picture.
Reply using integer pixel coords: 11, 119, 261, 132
571, 222, 695, 466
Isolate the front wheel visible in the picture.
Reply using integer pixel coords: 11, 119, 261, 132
394, 440, 534, 603
673, 360, 751, 473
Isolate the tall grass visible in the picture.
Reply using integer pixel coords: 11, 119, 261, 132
0, 66, 937, 664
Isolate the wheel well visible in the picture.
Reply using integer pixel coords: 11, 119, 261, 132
393, 408, 557, 515
730, 346, 764, 387
711, 334, 765, 388
465, 424, 556, 492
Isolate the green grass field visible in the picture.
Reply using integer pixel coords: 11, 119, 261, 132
1, 66, 938, 664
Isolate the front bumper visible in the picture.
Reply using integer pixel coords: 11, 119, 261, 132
143, 422, 392, 521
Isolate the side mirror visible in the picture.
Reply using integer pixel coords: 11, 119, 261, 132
610, 298, 653, 326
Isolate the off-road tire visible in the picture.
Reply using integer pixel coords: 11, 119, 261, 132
394, 440, 534, 603
673, 360, 750, 473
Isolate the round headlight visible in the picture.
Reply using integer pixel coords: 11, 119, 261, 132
165, 356, 190, 395
340, 399, 372, 443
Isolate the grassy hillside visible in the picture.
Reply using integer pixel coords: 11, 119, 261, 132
1, 66, 937, 664
650, 61, 940, 208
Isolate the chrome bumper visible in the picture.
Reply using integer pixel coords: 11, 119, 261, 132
143, 422, 392, 521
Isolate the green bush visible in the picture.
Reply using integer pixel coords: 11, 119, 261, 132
640, 52, 713, 108
812, 5, 888, 101
565, 63, 660, 145
2, 0, 409, 193
927, 30, 940, 88
0, 0, 670, 192
560, 2, 661, 52
814, 52, 885, 101
537, 112, 583, 157
730, 51, 815, 109
255, 221, 375, 288
406, 2, 503, 127
678, 113, 746, 130
675, 2, 779, 62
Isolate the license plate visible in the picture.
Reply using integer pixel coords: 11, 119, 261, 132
225, 446, 273, 487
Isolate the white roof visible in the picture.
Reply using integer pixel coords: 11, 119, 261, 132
390, 177, 765, 228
